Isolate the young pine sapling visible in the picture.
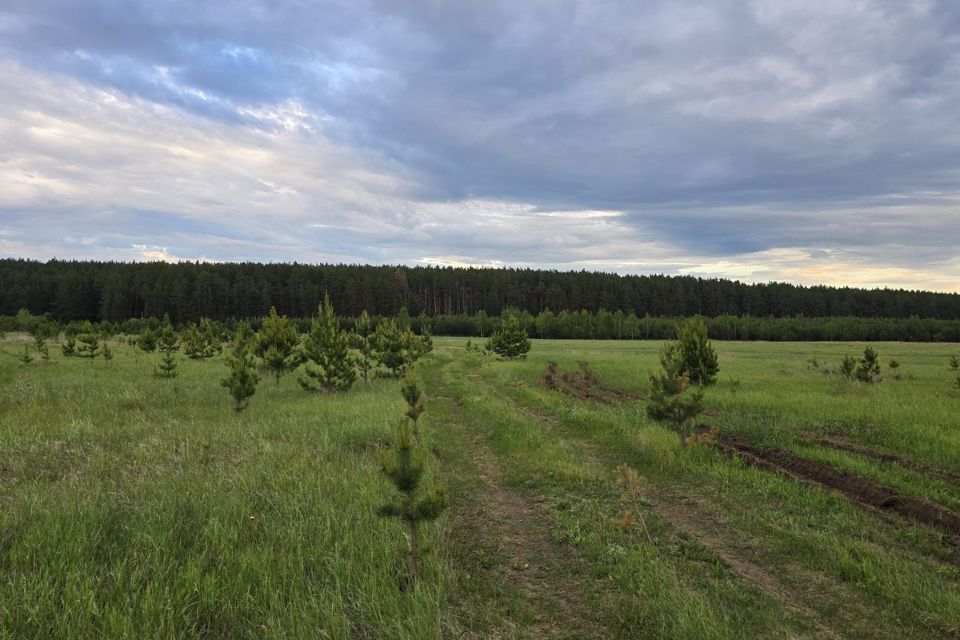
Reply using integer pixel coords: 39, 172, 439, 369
256, 307, 299, 384
646, 342, 705, 445
855, 347, 882, 383
221, 322, 260, 411
299, 294, 356, 393
377, 417, 448, 581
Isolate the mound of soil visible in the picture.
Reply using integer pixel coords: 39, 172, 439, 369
705, 428, 960, 538
539, 361, 634, 403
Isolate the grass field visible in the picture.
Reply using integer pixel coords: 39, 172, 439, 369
2, 334, 960, 638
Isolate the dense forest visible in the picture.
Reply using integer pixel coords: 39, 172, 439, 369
3, 259, 960, 324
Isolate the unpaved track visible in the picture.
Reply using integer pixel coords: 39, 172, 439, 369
434, 376, 611, 639
479, 374, 845, 639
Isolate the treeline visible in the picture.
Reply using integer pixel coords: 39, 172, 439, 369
3, 258, 960, 323
5, 309, 960, 343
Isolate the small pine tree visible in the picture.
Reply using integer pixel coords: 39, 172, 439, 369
839, 355, 857, 379
33, 335, 49, 360
646, 342, 705, 445
675, 316, 719, 386
30, 321, 56, 360
61, 335, 76, 357
855, 347, 882, 383
486, 314, 531, 360
374, 318, 413, 377
299, 294, 357, 393
75, 333, 99, 358
154, 350, 178, 378
401, 369, 424, 433
101, 342, 113, 363
888, 359, 900, 380
351, 310, 377, 382
183, 318, 220, 360
949, 355, 960, 372
136, 328, 158, 353
377, 418, 449, 580
19, 344, 33, 365
154, 324, 180, 378
221, 323, 260, 411
256, 307, 299, 383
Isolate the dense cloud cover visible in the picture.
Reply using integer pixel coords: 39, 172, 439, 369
1, 1, 959, 290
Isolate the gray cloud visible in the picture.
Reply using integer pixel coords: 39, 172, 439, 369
1, 1, 959, 290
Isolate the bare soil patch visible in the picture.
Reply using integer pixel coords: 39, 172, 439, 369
538, 361, 635, 403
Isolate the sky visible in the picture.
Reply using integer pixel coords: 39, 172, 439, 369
1, 1, 959, 291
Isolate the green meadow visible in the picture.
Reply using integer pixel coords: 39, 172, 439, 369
2, 334, 960, 639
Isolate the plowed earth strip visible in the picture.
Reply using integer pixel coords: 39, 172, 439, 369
711, 430, 960, 539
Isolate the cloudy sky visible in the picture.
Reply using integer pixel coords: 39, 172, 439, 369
1, 1, 959, 291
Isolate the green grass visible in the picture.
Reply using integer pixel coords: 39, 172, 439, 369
2, 334, 960, 638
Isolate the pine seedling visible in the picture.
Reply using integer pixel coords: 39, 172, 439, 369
351, 310, 377, 382
377, 418, 448, 580
136, 328, 158, 353
373, 318, 413, 377
400, 369, 424, 434
646, 341, 705, 445
256, 307, 299, 383
839, 355, 856, 379
154, 350, 178, 378
61, 335, 76, 357
75, 334, 99, 358
34, 335, 49, 360
101, 342, 113, 363
485, 314, 531, 360
856, 347, 882, 383
888, 359, 900, 380
221, 325, 260, 411
299, 294, 357, 392
675, 315, 719, 385
950, 355, 960, 372
183, 318, 220, 360
154, 324, 180, 378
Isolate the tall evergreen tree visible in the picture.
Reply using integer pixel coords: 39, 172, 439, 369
299, 294, 357, 393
